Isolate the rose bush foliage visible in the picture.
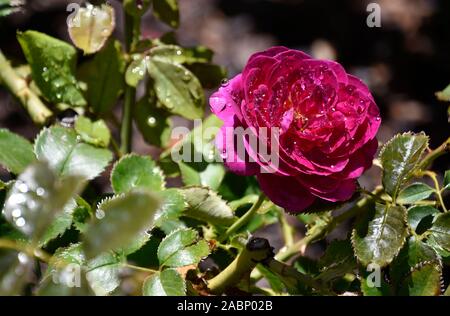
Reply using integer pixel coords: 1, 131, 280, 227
0, 1, 449, 297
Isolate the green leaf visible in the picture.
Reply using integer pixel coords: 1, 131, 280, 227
2, 161, 84, 242
0, 129, 36, 174
73, 196, 93, 233
134, 96, 172, 148
398, 262, 442, 296
38, 199, 77, 247
143, 269, 186, 296
360, 269, 392, 296
74, 116, 111, 147
154, 188, 186, 228
125, 55, 147, 87
86, 251, 122, 296
111, 154, 165, 194
77, 40, 125, 115
435, 83, 450, 102
38, 243, 94, 296
397, 182, 434, 204
352, 203, 408, 267
149, 45, 212, 65
147, 58, 205, 120
17, 30, 86, 106
83, 190, 161, 259
152, 0, 179, 28
181, 187, 234, 226
157, 228, 210, 268
428, 212, 450, 252
380, 133, 428, 200
68, 4, 115, 55
34, 126, 112, 180
317, 240, 357, 283
407, 205, 438, 232
390, 237, 440, 287
444, 170, 450, 190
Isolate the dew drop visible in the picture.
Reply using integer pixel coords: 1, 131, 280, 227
17, 183, 29, 193
375, 116, 381, 121
15, 217, 26, 227
101, 28, 110, 36
96, 209, 105, 219
331, 107, 336, 112
12, 209, 22, 218
36, 187, 46, 197
17, 252, 29, 264
221, 78, 229, 87
147, 116, 156, 127
176, 50, 182, 56
9, 193, 26, 205
42, 67, 48, 72
331, 164, 335, 169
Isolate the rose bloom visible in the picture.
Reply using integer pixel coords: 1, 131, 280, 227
210, 47, 381, 212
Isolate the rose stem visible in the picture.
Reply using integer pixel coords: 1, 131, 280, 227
0, 50, 52, 125
207, 237, 274, 294
218, 193, 266, 243
120, 10, 140, 154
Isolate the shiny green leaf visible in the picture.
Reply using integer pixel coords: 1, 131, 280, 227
17, 30, 86, 106
74, 116, 111, 147
181, 186, 234, 226
111, 154, 165, 194
380, 133, 428, 200
2, 161, 84, 242
77, 40, 125, 115
147, 58, 205, 120
407, 205, 438, 232
428, 212, 450, 252
83, 190, 161, 259
143, 269, 185, 296
0, 129, 36, 174
34, 126, 112, 180
352, 203, 408, 267
397, 182, 434, 205
157, 228, 210, 268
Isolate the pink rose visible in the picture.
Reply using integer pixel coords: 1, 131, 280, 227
210, 47, 380, 212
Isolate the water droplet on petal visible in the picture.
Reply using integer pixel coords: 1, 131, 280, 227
331, 164, 335, 169
376, 116, 381, 121
221, 78, 229, 87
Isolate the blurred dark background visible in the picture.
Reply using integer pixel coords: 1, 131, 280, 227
1, 0, 449, 172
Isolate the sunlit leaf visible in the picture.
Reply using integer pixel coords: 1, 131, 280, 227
352, 203, 408, 267
111, 154, 165, 194
34, 126, 112, 180
181, 187, 234, 226
17, 30, 86, 106
157, 228, 210, 268
74, 116, 111, 147
83, 190, 161, 259
68, 4, 115, 55
142, 269, 185, 296
2, 161, 84, 242
380, 133, 428, 200
147, 58, 205, 120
